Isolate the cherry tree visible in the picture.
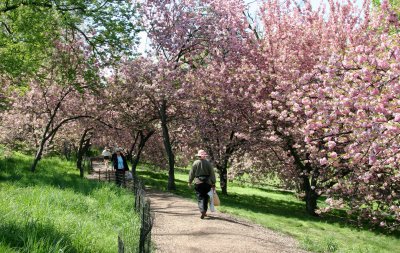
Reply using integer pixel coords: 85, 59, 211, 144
0, 39, 100, 172
304, 1, 400, 227
115, 54, 187, 190
0, 75, 11, 112
101, 68, 158, 173
214, 0, 371, 215
140, 132, 170, 170
140, 0, 249, 190
57, 121, 95, 178
183, 60, 256, 195
230, 0, 400, 225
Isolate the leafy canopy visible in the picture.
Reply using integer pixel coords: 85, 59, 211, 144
0, 0, 140, 79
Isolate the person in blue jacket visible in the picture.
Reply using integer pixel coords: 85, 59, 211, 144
111, 147, 129, 186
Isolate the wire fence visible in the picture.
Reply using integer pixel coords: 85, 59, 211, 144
120, 175, 153, 253
133, 176, 153, 253
87, 158, 153, 253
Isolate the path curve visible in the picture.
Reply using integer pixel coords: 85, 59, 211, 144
148, 190, 309, 253
88, 162, 309, 253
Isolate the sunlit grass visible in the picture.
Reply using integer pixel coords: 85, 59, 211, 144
0, 151, 140, 253
138, 165, 400, 253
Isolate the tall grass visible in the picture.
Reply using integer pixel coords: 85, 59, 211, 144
0, 151, 140, 253
137, 165, 400, 253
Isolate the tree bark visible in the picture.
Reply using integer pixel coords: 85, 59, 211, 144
217, 132, 237, 195
206, 133, 237, 195
31, 129, 48, 172
63, 141, 72, 160
131, 130, 154, 175
29, 85, 94, 172
128, 132, 140, 164
30, 148, 43, 173
217, 150, 231, 195
284, 135, 319, 216
31, 88, 70, 172
76, 128, 92, 178
301, 174, 318, 216
216, 164, 228, 195
159, 100, 176, 191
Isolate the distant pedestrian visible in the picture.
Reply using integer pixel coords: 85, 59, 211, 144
188, 150, 216, 219
101, 147, 111, 169
111, 147, 129, 186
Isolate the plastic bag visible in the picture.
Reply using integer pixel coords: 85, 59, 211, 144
126, 171, 133, 179
208, 190, 216, 212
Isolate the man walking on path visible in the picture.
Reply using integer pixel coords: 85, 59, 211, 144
188, 149, 216, 219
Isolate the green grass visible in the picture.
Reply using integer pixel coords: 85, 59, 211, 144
0, 151, 140, 253
137, 165, 400, 253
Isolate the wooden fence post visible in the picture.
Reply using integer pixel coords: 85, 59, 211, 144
118, 235, 124, 253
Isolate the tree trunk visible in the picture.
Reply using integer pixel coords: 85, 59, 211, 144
217, 165, 228, 195
131, 157, 140, 175
159, 100, 176, 191
207, 141, 234, 196
76, 129, 92, 178
31, 116, 53, 172
306, 190, 318, 216
63, 141, 71, 160
31, 139, 46, 172
219, 138, 235, 195
81, 139, 91, 177
282, 134, 319, 216
77, 131, 87, 176
128, 132, 140, 164
302, 175, 318, 216
131, 130, 154, 175
77, 156, 83, 177
30, 91, 65, 172
127, 151, 133, 165
30, 150, 42, 172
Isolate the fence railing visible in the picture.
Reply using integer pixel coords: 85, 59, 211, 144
88, 159, 153, 253
130, 176, 153, 253
118, 175, 153, 253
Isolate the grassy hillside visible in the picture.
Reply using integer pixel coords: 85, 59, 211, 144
138, 166, 400, 253
0, 151, 140, 253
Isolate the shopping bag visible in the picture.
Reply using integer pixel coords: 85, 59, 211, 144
213, 190, 220, 206
208, 190, 216, 212
126, 171, 133, 179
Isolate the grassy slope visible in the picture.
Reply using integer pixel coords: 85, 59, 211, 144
138, 166, 400, 253
0, 152, 140, 253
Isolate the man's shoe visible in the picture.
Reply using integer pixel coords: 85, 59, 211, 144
200, 212, 206, 219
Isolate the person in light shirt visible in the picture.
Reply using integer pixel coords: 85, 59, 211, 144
101, 147, 111, 169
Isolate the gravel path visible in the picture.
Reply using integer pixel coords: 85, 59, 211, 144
148, 190, 309, 253
88, 161, 309, 253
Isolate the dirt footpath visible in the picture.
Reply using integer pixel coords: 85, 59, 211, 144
147, 190, 309, 253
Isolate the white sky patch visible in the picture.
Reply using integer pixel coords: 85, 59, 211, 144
137, 31, 150, 56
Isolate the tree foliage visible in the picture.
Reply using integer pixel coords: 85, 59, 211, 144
1, 0, 399, 230
0, 0, 140, 79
